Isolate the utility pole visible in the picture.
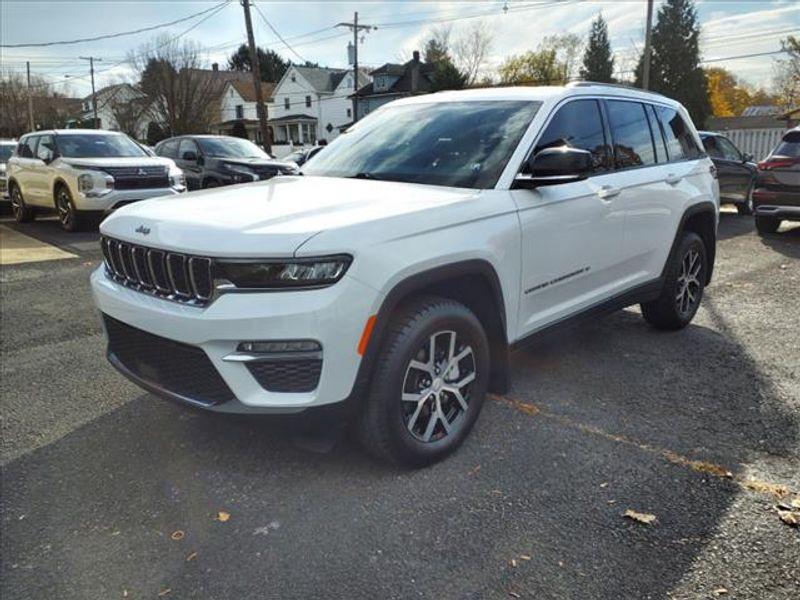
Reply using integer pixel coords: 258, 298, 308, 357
26, 61, 34, 132
241, 0, 271, 153
337, 12, 376, 123
642, 0, 654, 90
79, 56, 101, 127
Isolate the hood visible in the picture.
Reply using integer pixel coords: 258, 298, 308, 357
60, 156, 175, 169
217, 157, 296, 170
100, 175, 480, 257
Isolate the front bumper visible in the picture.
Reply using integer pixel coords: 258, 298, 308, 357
74, 186, 185, 212
91, 267, 379, 413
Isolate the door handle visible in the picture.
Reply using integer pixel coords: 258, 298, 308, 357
598, 185, 621, 200
665, 173, 682, 185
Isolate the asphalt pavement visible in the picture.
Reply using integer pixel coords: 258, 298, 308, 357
1, 213, 798, 599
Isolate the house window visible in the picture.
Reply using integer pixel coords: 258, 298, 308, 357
285, 97, 290, 110
291, 74, 296, 82
305, 95, 311, 108
347, 108, 352, 118
235, 104, 244, 120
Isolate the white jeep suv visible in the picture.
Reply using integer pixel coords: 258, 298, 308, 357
91, 84, 719, 466
7, 129, 186, 231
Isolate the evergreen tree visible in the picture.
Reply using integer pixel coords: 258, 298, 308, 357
228, 44, 289, 83
580, 14, 614, 83
430, 59, 467, 92
635, 0, 710, 126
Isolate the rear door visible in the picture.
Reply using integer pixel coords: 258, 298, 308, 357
512, 98, 626, 335
13, 136, 40, 203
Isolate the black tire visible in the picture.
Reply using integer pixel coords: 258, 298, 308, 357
356, 295, 490, 467
203, 179, 220, 189
641, 231, 707, 331
9, 184, 35, 223
736, 186, 754, 216
55, 184, 83, 232
755, 216, 780, 235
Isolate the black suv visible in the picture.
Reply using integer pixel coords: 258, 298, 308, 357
155, 135, 297, 190
753, 127, 800, 234
699, 131, 756, 215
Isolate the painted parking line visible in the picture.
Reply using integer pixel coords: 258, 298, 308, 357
0, 225, 77, 265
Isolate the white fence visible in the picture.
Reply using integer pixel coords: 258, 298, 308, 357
719, 128, 787, 161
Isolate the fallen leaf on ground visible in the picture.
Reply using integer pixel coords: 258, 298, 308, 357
744, 479, 789, 498
123, 591, 128, 598
469, 465, 481, 476
186, 552, 197, 562
508, 592, 521, 598
520, 554, 532, 561
216, 511, 230, 522
777, 510, 798, 527
170, 530, 185, 541
791, 497, 800, 509
158, 589, 171, 597
623, 509, 657, 525
713, 587, 728, 596
510, 558, 517, 567
600, 482, 608, 488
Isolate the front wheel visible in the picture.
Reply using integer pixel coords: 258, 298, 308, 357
641, 231, 707, 330
55, 185, 83, 232
356, 296, 490, 467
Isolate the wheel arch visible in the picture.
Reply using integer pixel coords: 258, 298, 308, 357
665, 202, 717, 285
353, 260, 510, 400
52, 177, 70, 207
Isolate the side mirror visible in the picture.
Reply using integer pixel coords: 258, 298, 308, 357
743, 153, 753, 163
514, 146, 594, 189
182, 150, 198, 162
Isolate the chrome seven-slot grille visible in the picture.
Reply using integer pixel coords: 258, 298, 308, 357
101, 236, 213, 305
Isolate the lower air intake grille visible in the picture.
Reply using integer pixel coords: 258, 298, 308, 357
104, 314, 234, 405
245, 359, 322, 393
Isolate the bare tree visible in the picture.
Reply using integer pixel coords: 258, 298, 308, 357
452, 22, 493, 86
772, 35, 800, 111
0, 74, 30, 137
0, 73, 75, 137
129, 36, 226, 136
541, 33, 584, 82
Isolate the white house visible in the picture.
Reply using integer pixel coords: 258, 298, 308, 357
267, 65, 370, 147
75, 83, 150, 139
214, 79, 276, 144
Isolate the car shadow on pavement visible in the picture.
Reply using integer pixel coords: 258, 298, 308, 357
3, 307, 797, 598
757, 223, 800, 259
2, 217, 100, 248
716, 211, 753, 241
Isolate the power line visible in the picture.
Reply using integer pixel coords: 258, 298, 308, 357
702, 49, 788, 63
253, 2, 307, 64
0, 1, 232, 48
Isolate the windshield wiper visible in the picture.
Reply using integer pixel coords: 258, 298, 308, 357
349, 172, 377, 180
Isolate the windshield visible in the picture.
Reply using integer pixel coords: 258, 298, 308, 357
303, 100, 540, 189
0, 144, 13, 162
57, 134, 147, 158
197, 137, 268, 159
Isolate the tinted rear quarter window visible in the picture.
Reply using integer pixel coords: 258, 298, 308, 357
606, 100, 656, 168
158, 139, 179, 158
534, 99, 611, 172
656, 106, 702, 161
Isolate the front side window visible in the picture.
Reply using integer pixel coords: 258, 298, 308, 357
196, 137, 268, 158
534, 99, 610, 173
606, 100, 656, 168
716, 137, 742, 162
702, 135, 721, 159
178, 138, 200, 159
656, 106, 702, 161
303, 100, 541, 189
57, 134, 147, 158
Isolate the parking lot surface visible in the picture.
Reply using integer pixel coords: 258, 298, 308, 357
1, 214, 798, 599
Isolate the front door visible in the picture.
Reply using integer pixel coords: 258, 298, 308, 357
512, 98, 626, 337
715, 136, 752, 202
177, 138, 203, 190
30, 134, 57, 207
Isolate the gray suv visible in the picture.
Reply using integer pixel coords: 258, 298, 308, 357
754, 127, 800, 234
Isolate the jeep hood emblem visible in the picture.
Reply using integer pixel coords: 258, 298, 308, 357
135, 225, 151, 235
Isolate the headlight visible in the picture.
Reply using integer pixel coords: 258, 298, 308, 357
170, 172, 186, 188
77, 173, 94, 192
0, 163, 6, 174
221, 163, 257, 180
214, 256, 352, 289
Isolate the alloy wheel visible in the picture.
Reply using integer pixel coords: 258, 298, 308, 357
401, 330, 476, 443
10, 188, 22, 219
57, 189, 72, 228
675, 248, 702, 316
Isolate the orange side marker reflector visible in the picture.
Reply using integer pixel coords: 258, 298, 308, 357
357, 315, 377, 356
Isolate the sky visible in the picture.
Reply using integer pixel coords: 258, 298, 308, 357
1, 0, 798, 99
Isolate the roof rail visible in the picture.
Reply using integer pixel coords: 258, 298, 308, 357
567, 81, 668, 98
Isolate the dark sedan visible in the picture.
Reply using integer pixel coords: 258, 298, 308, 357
699, 131, 757, 215
753, 127, 800, 235
155, 135, 297, 190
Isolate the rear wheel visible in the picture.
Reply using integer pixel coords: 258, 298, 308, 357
9, 184, 35, 223
356, 296, 489, 467
641, 231, 707, 330
755, 216, 780, 235
55, 185, 83, 232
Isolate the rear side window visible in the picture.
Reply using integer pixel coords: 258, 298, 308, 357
534, 99, 611, 173
158, 139, 179, 158
656, 106, 702, 161
702, 135, 721, 158
606, 100, 656, 168
774, 131, 800, 157
18, 136, 38, 159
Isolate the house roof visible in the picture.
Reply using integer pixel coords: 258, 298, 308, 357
741, 105, 780, 117
291, 66, 370, 93
268, 113, 317, 123
230, 79, 276, 102
81, 83, 144, 103
355, 58, 434, 98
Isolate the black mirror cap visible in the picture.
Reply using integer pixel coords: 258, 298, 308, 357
182, 151, 198, 162
514, 146, 593, 189
743, 152, 754, 163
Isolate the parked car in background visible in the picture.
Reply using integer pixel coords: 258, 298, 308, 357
753, 127, 800, 234
0, 139, 17, 199
6, 130, 186, 231
284, 146, 325, 169
699, 131, 756, 215
93, 84, 718, 466
155, 135, 297, 190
